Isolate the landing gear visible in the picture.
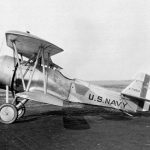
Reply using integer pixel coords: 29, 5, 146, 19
17, 105, 26, 119
0, 103, 18, 124
0, 98, 26, 124
13, 98, 26, 119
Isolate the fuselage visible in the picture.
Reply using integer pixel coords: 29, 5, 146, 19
0, 55, 146, 114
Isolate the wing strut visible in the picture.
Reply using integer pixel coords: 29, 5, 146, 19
41, 48, 47, 94
26, 47, 41, 91
15, 47, 41, 109
46, 53, 50, 92
6, 85, 9, 103
12, 42, 26, 90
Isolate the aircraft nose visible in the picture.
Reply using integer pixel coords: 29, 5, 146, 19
0, 55, 15, 88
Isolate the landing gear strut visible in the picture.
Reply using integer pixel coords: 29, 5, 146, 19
15, 99, 26, 119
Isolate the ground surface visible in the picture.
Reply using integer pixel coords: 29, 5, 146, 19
0, 81, 150, 150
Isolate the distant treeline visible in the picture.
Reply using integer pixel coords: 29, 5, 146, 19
89, 80, 132, 92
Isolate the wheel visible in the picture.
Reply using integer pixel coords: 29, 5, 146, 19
17, 105, 26, 119
0, 103, 18, 124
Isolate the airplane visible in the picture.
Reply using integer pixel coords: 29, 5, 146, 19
0, 30, 150, 124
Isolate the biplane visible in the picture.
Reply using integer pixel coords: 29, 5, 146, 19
0, 30, 150, 124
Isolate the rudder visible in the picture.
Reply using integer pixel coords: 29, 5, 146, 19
121, 73, 150, 100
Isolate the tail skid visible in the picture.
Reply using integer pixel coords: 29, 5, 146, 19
119, 109, 133, 117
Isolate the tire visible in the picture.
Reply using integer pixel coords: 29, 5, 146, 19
0, 103, 18, 124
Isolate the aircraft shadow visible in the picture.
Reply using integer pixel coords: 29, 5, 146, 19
63, 106, 132, 121
16, 109, 63, 123
16, 109, 90, 130
63, 115, 90, 130
16, 106, 132, 129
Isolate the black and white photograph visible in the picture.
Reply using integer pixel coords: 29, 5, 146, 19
0, 0, 150, 150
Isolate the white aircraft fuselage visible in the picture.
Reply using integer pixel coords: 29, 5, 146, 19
0, 55, 145, 114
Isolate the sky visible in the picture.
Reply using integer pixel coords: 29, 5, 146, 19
0, 0, 150, 80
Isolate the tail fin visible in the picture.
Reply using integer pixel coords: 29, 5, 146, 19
121, 73, 150, 101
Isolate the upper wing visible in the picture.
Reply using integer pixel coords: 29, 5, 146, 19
5, 30, 63, 60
